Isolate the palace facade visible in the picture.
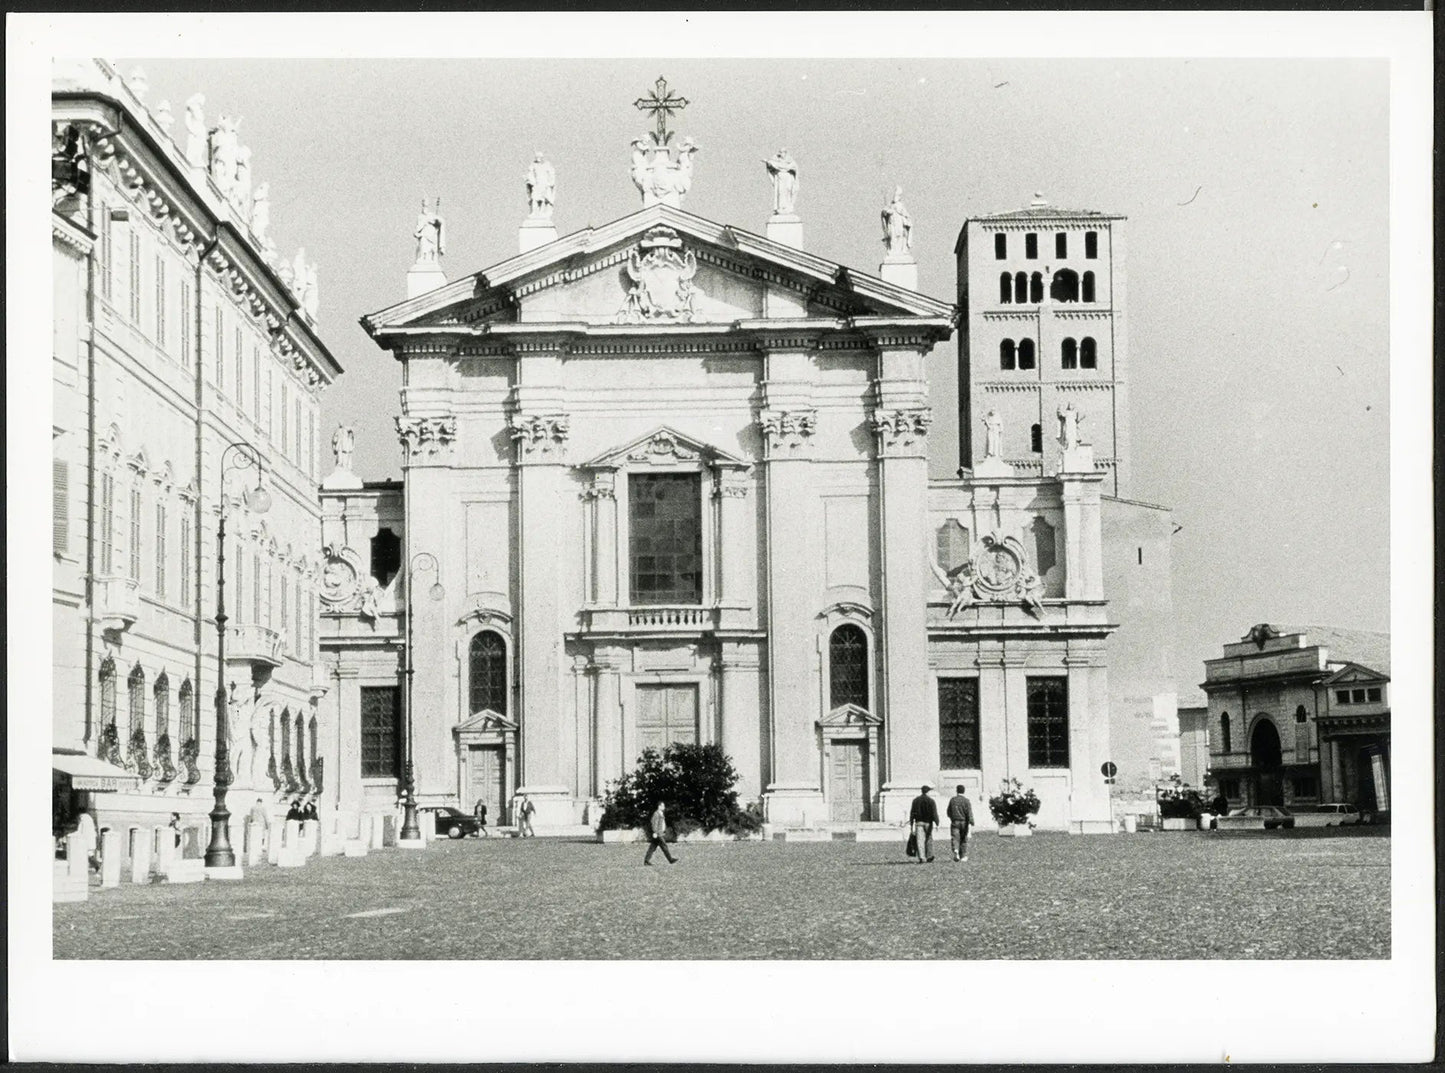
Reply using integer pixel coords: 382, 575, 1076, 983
51, 60, 343, 854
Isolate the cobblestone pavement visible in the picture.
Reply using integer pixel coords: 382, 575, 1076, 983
53, 828, 1390, 960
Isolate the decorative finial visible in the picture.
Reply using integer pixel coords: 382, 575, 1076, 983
1031, 191, 1049, 207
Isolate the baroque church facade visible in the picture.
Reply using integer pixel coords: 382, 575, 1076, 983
319, 102, 1171, 834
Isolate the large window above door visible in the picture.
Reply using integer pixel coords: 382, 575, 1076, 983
629, 472, 703, 605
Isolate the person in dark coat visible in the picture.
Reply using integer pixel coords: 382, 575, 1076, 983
946, 785, 975, 862
909, 784, 940, 863
643, 801, 678, 866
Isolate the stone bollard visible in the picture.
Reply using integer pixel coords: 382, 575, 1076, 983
153, 832, 176, 878
382, 814, 398, 848
100, 829, 123, 888
66, 833, 89, 879
278, 819, 303, 867
129, 829, 152, 884
266, 822, 282, 865
244, 822, 265, 866
369, 814, 385, 849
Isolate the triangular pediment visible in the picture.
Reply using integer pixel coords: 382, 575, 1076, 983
453, 709, 518, 735
1323, 662, 1389, 685
581, 425, 749, 470
362, 203, 955, 341
818, 703, 881, 728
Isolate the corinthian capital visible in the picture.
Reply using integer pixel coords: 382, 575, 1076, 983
396, 414, 458, 464
509, 412, 571, 461
758, 407, 817, 458
871, 406, 932, 456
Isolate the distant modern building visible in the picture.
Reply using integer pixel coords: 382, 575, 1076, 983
1175, 696, 1209, 789
1201, 623, 1390, 816
51, 60, 343, 854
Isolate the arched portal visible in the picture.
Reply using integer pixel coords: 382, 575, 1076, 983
1250, 717, 1284, 805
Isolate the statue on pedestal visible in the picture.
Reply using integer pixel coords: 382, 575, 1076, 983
881, 186, 912, 257
208, 115, 240, 195
155, 99, 174, 136
331, 425, 355, 471
1057, 402, 1084, 450
184, 93, 207, 168
982, 408, 1004, 459
249, 182, 271, 243
413, 198, 445, 265
301, 263, 319, 319
232, 145, 253, 214
525, 153, 556, 220
764, 149, 799, 215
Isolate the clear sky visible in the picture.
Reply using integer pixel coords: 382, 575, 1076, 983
120, 55, 1390, 695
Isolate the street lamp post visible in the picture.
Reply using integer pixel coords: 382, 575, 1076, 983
204, 441, 272, 870
401, 551, 443, 842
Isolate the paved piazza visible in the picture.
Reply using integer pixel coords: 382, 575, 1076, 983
54, 830, 1389, 960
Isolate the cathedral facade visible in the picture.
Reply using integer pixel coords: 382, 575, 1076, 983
319, 117, 1166, 835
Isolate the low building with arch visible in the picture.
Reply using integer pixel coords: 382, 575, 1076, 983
1201, 624, 1390, 816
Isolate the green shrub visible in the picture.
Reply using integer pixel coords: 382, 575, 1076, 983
600, 742, 755, 835
1157, 788, 1209, 820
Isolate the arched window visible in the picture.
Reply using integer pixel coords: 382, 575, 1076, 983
469, 630, 508, 716
1014, 272, 1027, 303
999, 339, 1016, 370
128, 664, 145, 739
829, 624, 869, 710
1030, 424, 1043, 453
295, 711, 306, 773
154, 672, 170, 739
99, 657, 117, 731
308, 715, 319, 763
1050, 269, 1079, 303
280, 706, 292, 769
1018, 339, 1036, 370
178, 679, 195, 742
1061, 338, 1078, 370
1295, 705, 1308, 724
999, 272, 1012, 303
1080, 337, 1097, 369
1029, 273, 1043, 304
1220, 712, 1232, 753
1082, 271, 1096, 302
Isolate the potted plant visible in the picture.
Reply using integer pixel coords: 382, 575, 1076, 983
989, 779, 1041, 837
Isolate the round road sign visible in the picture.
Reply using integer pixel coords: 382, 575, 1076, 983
1100, 761, 1118, 778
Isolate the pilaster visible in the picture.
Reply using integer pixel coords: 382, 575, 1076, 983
718, 641, 764, 800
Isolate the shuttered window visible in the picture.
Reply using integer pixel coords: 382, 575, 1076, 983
128, 230, 142, 323
280, 382, 290, 454
154, 502, 167, 600
99, 473, 115, 573
53, 459, 69, 555
180, 280, 192, 367
179, 513, 192, 606
99, 207, 113, 300
155, 257, 167, 348
215, 307, 225, 391
128, 489, 142, 581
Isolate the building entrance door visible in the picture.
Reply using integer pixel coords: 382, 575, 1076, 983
635, 684, 699, 753
1251, 718, 1284, 806
468, 745, 504, 825
829, 741, 868, 822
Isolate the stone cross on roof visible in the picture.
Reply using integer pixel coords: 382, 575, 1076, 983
634, 76, 689, 145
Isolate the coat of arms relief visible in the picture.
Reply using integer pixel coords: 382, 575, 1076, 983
615, 226, 701, 324
932, 531, 1047, 620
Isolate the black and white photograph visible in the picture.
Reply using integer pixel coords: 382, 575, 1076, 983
9, 10, 1434, 1065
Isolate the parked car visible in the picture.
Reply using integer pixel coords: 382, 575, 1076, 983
1291, 803, 1362, 828
1224, 805, 1295, 830
420, 805, 481, 839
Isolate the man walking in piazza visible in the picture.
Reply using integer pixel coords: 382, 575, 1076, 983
909, 784, 940, 864
516, 794, 536, 838
947, 784, 975, 862
643, 801, 678, 866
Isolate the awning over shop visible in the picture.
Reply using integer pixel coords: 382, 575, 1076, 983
52, 751, 141, 792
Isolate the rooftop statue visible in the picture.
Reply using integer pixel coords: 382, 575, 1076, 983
208, 114, 240, 195
881, 186, 912, 257
413, 197, 445, 265
764, 149, 799, 215
232, 145, 253, 214
1057, 402, 1084, 450
155, 99, 173, 135
249, 182, 271, 243
331, 425, 355, 471
525, 152, 556, 220
184, 93, 207, 168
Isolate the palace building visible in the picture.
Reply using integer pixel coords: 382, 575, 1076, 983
51, 60, 343, 857
316, 86, 1176, 834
